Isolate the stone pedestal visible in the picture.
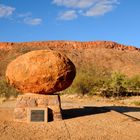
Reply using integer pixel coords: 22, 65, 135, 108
14, 93, 62, 122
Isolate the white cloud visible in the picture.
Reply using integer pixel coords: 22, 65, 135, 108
58, 10, 77, 20
52, 0, 119, 19
53, 0, 98, 8
0, 4, 15, 17
23, 17, 42, 25
18, 12, 42, 25
17, 12, 32, 18
84, 0, 118, 16
0, 3, 42, 26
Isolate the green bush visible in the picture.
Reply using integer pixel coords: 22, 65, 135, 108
63, 69, 140, 97
0, 77, 19, 99
62, 67, 110, 96
125, 75, 140, 92
131, 101, 140, 106
109, 72, 127, 96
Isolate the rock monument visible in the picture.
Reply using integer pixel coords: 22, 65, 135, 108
6, 50, 76, 122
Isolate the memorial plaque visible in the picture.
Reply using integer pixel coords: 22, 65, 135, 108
28, 108, 48, 122
31, 110, 45, 122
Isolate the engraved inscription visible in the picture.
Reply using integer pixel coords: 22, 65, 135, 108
31, 110, 45, 122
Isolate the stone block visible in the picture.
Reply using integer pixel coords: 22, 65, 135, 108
14, 94, 62, 122
27, 98, 37, 107
14, 108, 27, 122
47, 95, 60, 106
37, 98, 48, 107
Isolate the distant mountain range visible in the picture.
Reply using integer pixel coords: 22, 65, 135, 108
0, 41, 140, 77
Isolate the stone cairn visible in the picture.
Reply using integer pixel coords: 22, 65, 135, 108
6, 50, 76, 122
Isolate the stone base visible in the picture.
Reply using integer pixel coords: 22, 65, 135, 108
14, 93, 62, 122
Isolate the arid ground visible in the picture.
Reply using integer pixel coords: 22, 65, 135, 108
0, 95, 139, 140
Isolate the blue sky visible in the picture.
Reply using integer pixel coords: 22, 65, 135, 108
0, 0, 140, 47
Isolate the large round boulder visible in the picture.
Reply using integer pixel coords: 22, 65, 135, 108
6, 50, 76, 94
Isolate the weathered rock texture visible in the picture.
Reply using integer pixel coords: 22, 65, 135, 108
6, 50, 76, 94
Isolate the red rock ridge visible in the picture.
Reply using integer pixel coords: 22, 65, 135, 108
0, 41, 139, 51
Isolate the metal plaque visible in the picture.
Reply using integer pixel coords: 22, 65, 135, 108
28, 108, 48, 122
31, 110, 45, 122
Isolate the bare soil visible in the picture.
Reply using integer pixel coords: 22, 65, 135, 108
0, 96, 140, 140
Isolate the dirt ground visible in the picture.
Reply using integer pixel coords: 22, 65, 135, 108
0, 95, 140, 140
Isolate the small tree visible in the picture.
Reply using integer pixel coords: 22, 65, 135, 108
128, 75, 140, 91
110, 72, 127, 97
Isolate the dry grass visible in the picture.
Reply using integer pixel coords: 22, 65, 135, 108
0, 97, 6, 104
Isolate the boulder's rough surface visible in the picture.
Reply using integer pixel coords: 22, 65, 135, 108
6, 50, 76, 94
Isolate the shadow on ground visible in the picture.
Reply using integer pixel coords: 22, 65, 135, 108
62, 106, 110, 119
106, 106, 140, 121
62, 106, 140, 121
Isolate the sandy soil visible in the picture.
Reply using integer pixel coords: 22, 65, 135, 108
0, 96, 140, 140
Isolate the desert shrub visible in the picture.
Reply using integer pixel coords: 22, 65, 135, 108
0, 77, 19, 99
62, 67, 110, 96
109, 72, 127, 96
100, 72, 133, 97
97, 72, 140, 97
61, 68, 140, 97
125, 75, 140, 92
131, 101, 140, 106
62, 70, 94, 95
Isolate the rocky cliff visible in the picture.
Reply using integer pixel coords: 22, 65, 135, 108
0, 41, 140, 77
